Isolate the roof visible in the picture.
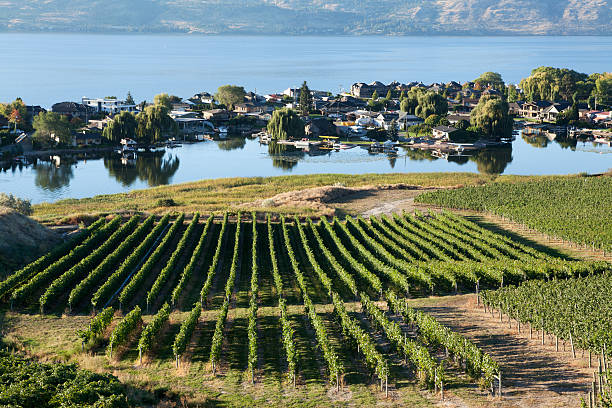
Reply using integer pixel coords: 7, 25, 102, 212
52, 102, 93, 113
433, 125, 459, 133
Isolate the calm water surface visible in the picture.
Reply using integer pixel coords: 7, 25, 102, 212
1, 34, 612, 107
1, 134, 610, 204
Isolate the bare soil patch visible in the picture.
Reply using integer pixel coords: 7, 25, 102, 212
245, 184, 445, 217
409, 294, 593, 408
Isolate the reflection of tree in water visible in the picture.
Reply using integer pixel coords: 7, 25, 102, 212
34, 161, 74, 191
403, 148, 437, 162
268, 140, 304, 171
104, 153, 180, 187
217, 137, 246, 151
522, 134, 549, 148
470, 147, 513, 175
387, 155, 397, 168
447, 155, 470, 165
555, 136, 577, 150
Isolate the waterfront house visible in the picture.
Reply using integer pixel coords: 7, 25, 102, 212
82, 97, 137, 114
398, 113, 423, 129
305, 118, 338, 137
202, 109, 231, 122
541, 102, 571, 122
375, 112, 399, 129
87, 116, 113, 130
52, 102, 96, 120
519, 101, 571, 122
189, 92, 215, 104
432, 125, 459, 140
175, 118, 214, 135
508, 101, 524, 116
75, 132, 102, 146
446, 113, 471, 125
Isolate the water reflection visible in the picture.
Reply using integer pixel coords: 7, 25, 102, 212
104, 153, 180, 187
34, 160, 74, 191
217, 137, 247, 151
470, 148, 513, 175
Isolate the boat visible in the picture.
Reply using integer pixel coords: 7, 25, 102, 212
13, 155, 30, 165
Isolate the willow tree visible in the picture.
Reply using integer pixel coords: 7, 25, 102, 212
136, 105, 178, 145
415, 91, 448, 119
474, 72, 505, 90
102, 111, 138, 143
267, 108, 304, 140
470, 95, 512, 138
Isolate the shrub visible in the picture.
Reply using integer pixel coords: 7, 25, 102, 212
0, 193, 32, 215
155, 198, 176, 207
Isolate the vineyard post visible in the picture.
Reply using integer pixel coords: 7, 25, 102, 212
517, 320, 520, 334
498, 371, 502, 399
589, 350, 592, 368
385, 375, 388, 398
139, 348, 142, 365
598, 361, 603, 392
434, 369, 438, 394
440, 379, 444, 401
556, 335, 559, 352
541, 320, 545, 346
570, 331, 576, 359
175, 354, 179, 368
529, 323, 532, 339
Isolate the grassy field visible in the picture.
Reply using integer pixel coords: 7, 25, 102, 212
31, 172, 502, 223
2, 209, 608, 407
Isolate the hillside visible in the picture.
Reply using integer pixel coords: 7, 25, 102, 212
0, 206, 60, 276
1, 0, 611, 35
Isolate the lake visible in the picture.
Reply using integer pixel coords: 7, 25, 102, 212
1, 34, 612, 108
1, 134, 610, 204
1, 33, 611, 203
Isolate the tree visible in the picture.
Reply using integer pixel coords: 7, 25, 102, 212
415, 91, 448, 119
399, 90, 406, 101
32, 112, 73, 146
267, 108, 304, 140
519, 67, 592, 102
125, 92, 135, 105
298, 81, 313, 116
215, 85, 246, 110
371, 90, 379, 101
455, 119, 470, 130
470, 95, 512, 138
385, 89, 392, 101
474, 72, 505, 90
136, 105, 178, 145
153, 93, 173, 111
506, 85, 519, 102
103, 111, 138, 143
594, 73, 612, 107
0, 98, 27, 130
556, 103, 579, 125
387, 119, 398, 141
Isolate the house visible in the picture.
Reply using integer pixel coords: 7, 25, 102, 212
350, 81, 390, 99
201, 109, 231, 122
52, 102, 96, 120
234, 102, 268, 114
446, 114, 471, 125
398, 112, 423, 129
190, 92, 215, 104
322, 96, 367, 114
87, 116, 114, 130
432, 125, 459, 140
508, 101, 524, 116
75, 132, 102, 146
26, 105, 46, 121
375, 112, 399, 129
541, 102, 571, 122
174, 118, 214, 135
82, 97, 137, 114
305, 118, 338, 137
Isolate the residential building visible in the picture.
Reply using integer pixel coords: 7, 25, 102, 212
75, 132, 102, 146
398, 112, 424, 129
175, 118, 214, 135
201, 109, 231, 122
52, 102, 96, 120
432, 125, 459, 140
350, 81, 390, 99
82, 97, 137, 114
305, 118, 338, 137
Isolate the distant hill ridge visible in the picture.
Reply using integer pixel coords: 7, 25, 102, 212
1, 0, 611, 35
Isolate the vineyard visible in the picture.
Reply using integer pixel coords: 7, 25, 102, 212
415, 175, 612, 252
1, 210, 610, 405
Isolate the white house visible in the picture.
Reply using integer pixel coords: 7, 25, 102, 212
82, 97, 137, 114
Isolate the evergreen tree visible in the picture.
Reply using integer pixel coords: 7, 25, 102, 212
125, 92, 135, 105
298, 81, 313, 116
387, 119, 398, 141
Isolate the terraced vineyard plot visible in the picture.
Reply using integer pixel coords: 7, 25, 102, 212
2, 211, 609, 406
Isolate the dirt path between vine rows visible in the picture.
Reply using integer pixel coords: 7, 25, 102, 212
409, 294, 593, 408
